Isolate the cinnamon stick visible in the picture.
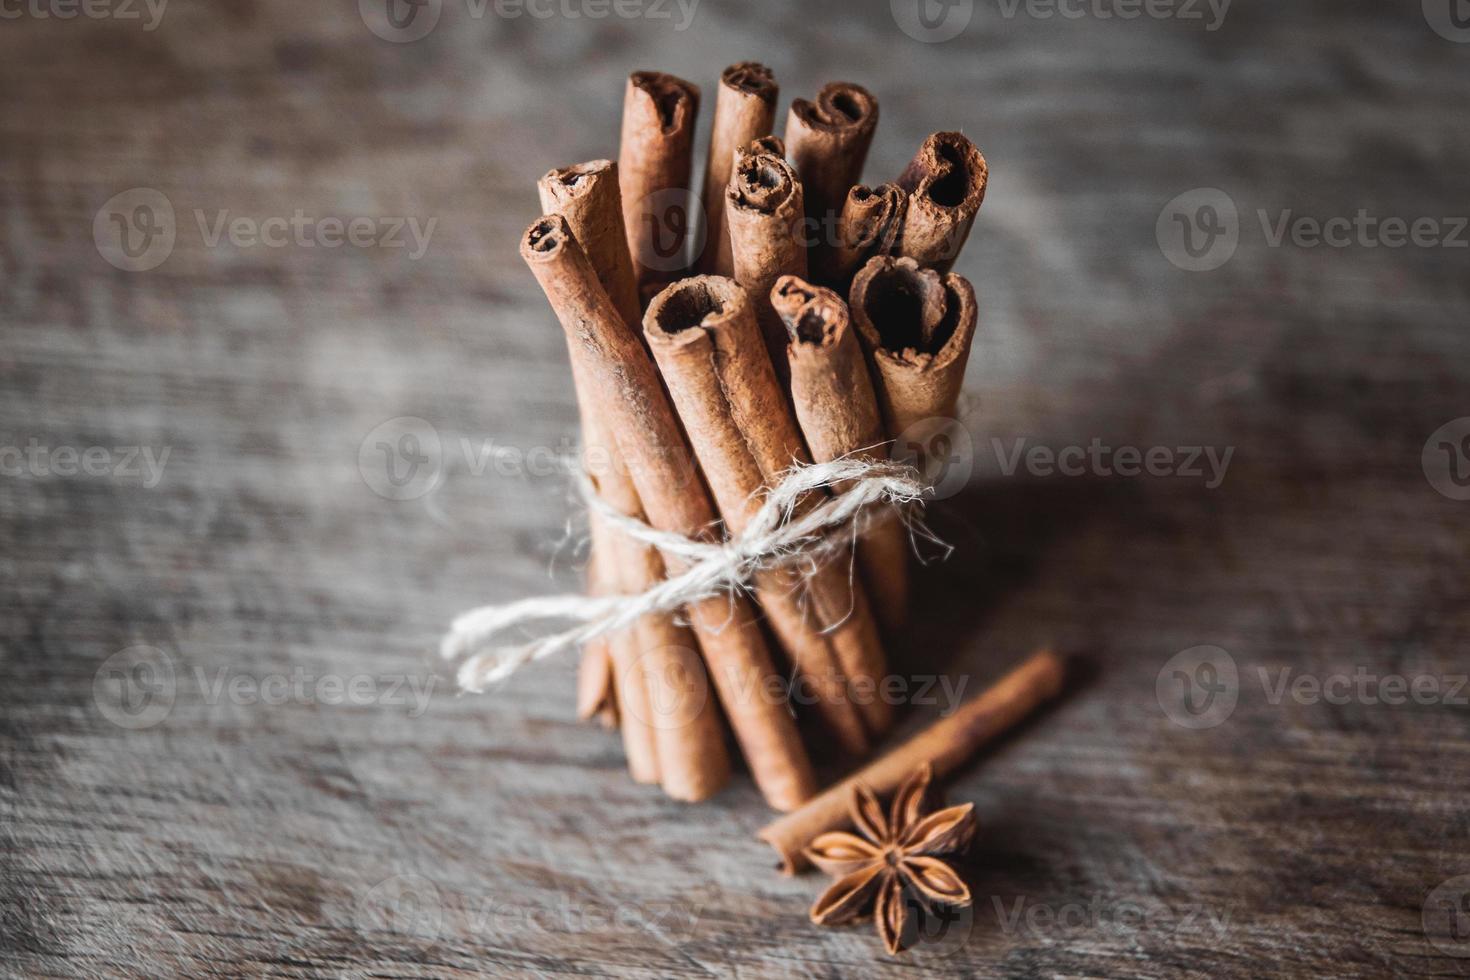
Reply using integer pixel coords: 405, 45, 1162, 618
644, 276, 892, 755
759, 649, 1066, 873
894, 131, 988, 273
618, 71, 701, 300
829, 182, 907, 291
849, 255, 979, 444
699, 62, 778, 277
772, 275, 910, 635
783, 82, 879, 283
522, 215, 816, 811
538, 161, 730, 802
726, 135, 807, 382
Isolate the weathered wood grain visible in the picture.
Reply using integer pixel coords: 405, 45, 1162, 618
3, 0, 1469, 976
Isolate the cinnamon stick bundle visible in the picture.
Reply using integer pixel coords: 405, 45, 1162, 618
538, 160, 730, 800
759, 650, 1066, 873
783, 82, 879, 283
849, 255, 979, 443
829, 182, 907, 292
726, 136, 807, 381
644, 276, 892, 755
894, 131, 988, 273
522, 215, 816, 811
618, 71, 701, 300
699, 62, 778, 277
771, 275, 910, 634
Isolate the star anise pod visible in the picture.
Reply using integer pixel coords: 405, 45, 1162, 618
804, 763, 976, 954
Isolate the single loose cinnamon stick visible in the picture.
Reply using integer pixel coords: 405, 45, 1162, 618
772, 275, 910, 635
894, 131, 988, 273
849, 255, 979, 444
759, 649, 1066, 873
783, 82, 879, 283
726, 136, 807, 381
538, 162, 730, 802
618, 71, 701, 301
829, 183, 907, 291
644, 277, 892, 755
699, 62, 778, 277
522, 215, 815, 811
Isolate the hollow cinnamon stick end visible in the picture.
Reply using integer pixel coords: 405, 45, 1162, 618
643, 274, 749, 347
755, 825, 804, 876
721, 60, 778, 103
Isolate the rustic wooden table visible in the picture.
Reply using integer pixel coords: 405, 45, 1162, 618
4, 0, 1469, 976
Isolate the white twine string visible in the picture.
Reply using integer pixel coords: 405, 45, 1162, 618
440, 454, 933, 693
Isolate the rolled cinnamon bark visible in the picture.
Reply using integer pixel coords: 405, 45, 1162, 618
644, 277, 892, 755
849, 255, 979, 443
829, 183, 907, 291
726, 136, 807, 382
618, 71, 701, 301
759, 649, 1066, 873
772, 275, 910, 635
894, 131, 988, 273
576, 634, 616, 729
522, 215, 815, 812
538, 163, 730, 802
783, 82, 879, 283
699, 62, 778, 277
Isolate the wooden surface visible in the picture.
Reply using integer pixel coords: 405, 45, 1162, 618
4, 1, 1469, 976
